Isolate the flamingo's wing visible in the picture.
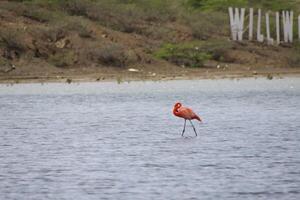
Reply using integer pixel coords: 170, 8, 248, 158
178, 107, 194, 119
185, 107, 201, 121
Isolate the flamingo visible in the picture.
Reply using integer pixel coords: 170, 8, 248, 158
173, 102, 202, 136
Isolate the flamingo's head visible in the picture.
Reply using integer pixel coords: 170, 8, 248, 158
174, 102, 182, 109
173, 102, 182, 116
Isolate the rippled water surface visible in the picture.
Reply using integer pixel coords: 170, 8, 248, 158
1, 78, 300, 200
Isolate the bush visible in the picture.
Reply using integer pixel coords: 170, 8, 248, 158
48, 50, 77, 67
59, 0, 91, 17
88, 43, 137, 67
47, 0, 177, 36
289, 42, 300, 67
0, 28, 26, 59
22, 7, 62, 23
57, 1, 140, 33
185, 11, 228, 40
95, 44, 126, 67
58, 17, 94, 38
154, 40, 233, 67
28, 16, 93, 45
155, 43, 211, 67
29, 25, 66, 43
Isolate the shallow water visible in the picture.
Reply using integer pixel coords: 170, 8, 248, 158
0, 78, 300, 200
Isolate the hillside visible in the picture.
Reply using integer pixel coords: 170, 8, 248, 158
0, 0, 300, 83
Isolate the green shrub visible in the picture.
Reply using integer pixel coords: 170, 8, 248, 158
155, 43, 211, 67
154, 40, 233, 67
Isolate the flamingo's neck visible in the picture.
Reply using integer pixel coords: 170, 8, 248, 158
173, 103, 181, 116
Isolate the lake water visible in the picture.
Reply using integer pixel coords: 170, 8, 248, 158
0, 78, 300, 200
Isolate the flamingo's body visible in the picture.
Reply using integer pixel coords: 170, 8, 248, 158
173, 102, 202, 136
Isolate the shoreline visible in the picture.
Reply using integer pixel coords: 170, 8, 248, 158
0, 68, 300, 84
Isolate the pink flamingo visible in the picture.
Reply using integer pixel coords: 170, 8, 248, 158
173, 102, 202, 136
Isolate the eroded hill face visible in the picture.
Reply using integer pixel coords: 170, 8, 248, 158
0, 0, 299, 80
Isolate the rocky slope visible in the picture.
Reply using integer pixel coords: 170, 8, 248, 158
0, 0, 299, 82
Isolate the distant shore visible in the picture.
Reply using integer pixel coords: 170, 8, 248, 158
1, 66, 299, 84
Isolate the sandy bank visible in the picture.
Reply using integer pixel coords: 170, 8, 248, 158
1, 66, 299, 84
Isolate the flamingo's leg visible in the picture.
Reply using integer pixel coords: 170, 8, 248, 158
182, 119, 186, 136
189, 120, 198, 136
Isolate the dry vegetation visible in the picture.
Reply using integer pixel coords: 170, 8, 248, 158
0, 0, 299, 80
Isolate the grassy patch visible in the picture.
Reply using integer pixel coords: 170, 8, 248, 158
154, 40, 233, 67
185, 0, 247, 11
184, 0, 298, 12
184, 11, 228, 40
249, 0, 297, 11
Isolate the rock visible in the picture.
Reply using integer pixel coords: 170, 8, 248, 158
148, 72, 156, 76
55, 38, 70, 49
128, 68, 139, 72
267, 74, 273, 80
66, 78, 72, 84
